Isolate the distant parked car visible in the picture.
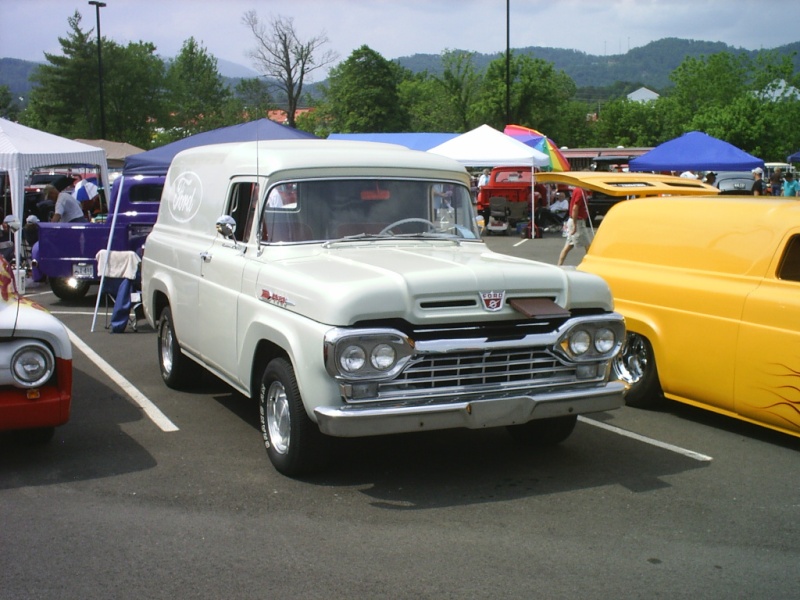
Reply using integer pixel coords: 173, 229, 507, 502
0, 255, 72, 442
714, 171, 754, 195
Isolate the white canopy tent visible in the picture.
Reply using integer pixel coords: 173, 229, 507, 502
427, 124, 550, 167
0, 118, 110, 288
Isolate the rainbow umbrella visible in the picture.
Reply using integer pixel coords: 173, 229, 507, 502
504, 124, 570, 171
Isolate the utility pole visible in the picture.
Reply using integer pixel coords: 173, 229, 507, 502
505, 0, 510, 125
88, 1, 107, 139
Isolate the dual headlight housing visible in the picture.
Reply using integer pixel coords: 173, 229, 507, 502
324, 329, 414, 380
555, 318, 625, 362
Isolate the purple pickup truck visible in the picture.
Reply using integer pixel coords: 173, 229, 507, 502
34, 175, 164, 300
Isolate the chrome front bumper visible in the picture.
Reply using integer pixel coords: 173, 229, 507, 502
314, 381, 625, 437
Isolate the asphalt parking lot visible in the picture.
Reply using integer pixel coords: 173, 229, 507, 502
1, 230, 798, 600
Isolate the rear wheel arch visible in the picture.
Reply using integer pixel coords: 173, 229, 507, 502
150, 290, 170, 328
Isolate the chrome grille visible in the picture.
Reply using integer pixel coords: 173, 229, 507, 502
379, 347, 576, 393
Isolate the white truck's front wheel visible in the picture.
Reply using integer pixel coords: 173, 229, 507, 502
258, 358, 330, 476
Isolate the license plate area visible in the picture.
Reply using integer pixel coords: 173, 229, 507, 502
72, 263, 94, 279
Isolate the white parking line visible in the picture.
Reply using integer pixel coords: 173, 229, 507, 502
65, 326, 179, 432
579, 416, 713, 461
513, 238, 528, 247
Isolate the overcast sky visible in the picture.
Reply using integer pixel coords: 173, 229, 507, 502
3, 0, 799, 80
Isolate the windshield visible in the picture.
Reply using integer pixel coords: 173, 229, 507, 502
260, 179, 481, 243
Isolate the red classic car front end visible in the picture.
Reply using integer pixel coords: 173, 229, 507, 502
0, 259, 72, 441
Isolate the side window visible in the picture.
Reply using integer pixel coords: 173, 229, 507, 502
777, 235, 800, 282
227, 181, 259, 242
128, 183, 164, 203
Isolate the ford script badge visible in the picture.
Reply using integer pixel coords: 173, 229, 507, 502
168, 171, 203, 223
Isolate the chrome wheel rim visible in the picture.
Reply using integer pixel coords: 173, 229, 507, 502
160, 321, 174, 376
613, 333, 648, 385
266, 381, 290, 455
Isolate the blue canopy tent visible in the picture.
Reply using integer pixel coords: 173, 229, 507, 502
629, 131, 764, 172
123, 118, 317, 176
788, 150, 800, 162
327, 132, 458, 151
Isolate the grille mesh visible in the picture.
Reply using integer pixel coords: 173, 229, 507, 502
379, 347, 575, 392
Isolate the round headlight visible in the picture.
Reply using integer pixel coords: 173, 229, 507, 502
339, 345, 366, 372
568, 330, 591, 355
370, 344, 396, 370
11, 345, 55, 387
594, 328, 616, 353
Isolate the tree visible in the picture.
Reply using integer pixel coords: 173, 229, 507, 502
23, 11, 97, 137
242, 11, 336, 128
0, 85, 18, 120
398, 74, 451, 132
432, 50, 482, 131
589, 98, 663, 147
22, 11, 166, 147
233, 77, 274, 119
161, 37, 230, 140
322, 45, 410, 133
100, 40, 165, 148
473, 54, 575, 134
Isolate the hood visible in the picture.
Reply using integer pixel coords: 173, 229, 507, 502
255, 241, 613, 326
0, 292, 20, 333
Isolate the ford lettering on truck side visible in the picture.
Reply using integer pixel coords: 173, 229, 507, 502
141, 140, 626, 476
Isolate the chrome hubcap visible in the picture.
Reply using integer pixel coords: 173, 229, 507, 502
266, 381, 291, 455
613, 333, 648, 385
160, 321, 174, 375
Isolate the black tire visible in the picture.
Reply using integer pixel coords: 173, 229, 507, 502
612, 332, 663, 408
258, 358, 330, 476
50, 277, 90, 301
157, 306, 203, 389
507, 415, 577, 447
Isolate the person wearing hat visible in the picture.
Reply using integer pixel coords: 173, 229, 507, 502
23, 214, 40, 246
751, 167, 765, 196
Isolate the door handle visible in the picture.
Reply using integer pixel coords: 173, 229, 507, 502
200, 251, 212, 263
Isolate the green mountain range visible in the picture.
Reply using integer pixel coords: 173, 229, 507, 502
395, 38, 800, 91
4, 37, 800, 104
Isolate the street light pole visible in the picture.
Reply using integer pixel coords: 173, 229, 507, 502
88, 1, 106, 139
505, 0, 510, 126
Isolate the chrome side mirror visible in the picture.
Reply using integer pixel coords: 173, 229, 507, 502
215, 215, 236, 239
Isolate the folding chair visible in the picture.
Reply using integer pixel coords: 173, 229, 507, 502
95, 249, 142, 332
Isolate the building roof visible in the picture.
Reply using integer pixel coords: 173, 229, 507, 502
627, 87, 660, 103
